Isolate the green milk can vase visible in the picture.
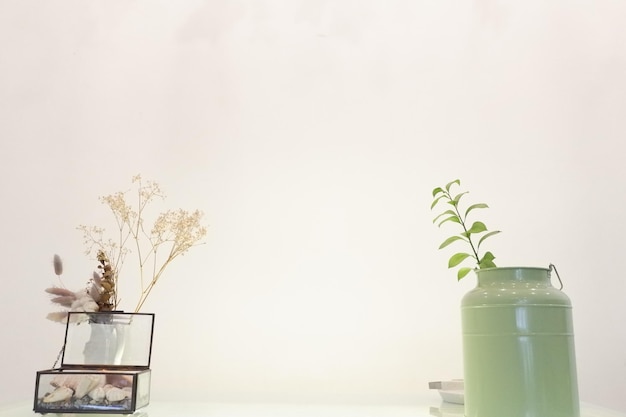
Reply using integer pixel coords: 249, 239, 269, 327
461, 266, 579, 417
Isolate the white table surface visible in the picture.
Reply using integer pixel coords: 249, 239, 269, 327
3, 399, 625, 417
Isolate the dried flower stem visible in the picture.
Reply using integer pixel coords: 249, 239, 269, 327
95, 250, 116, 311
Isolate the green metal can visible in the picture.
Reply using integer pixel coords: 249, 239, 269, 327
461, 266, 579, 417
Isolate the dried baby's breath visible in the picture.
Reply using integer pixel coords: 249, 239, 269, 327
77, 175, 207, 312
47, 176, 207, 320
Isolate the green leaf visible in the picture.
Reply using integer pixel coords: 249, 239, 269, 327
445, 179, 460, 192
432, 210, 457, 224
437, 215, 461, 227
463, 221, 487, 236
438, 235, 466, 249
477, 230, 501, 249
478, 251, 497, 269
432, 187, 444, 197
430, 194, 448, 210
447, 191, 468, 207
464, 203, 488, 219
457, 267, 472, 280
448, 252, 472, 268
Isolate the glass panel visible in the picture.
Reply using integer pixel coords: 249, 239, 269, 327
62, 312, 154, 367
136, 370, 152, 409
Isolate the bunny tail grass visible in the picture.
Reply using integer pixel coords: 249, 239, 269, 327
45, 287, 76, 297
53, 254, 63, 276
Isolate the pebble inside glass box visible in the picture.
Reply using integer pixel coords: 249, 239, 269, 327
34, 311, 155, 414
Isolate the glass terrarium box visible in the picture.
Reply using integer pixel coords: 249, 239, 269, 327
34, 312, 155, 414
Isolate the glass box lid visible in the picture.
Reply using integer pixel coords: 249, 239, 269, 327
61, 312, 155, 368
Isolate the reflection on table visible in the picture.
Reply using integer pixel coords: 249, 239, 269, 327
429, 402, 465, 416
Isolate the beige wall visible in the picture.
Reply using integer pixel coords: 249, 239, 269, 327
1, 0, 625, 411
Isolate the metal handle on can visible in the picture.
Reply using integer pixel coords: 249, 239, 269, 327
549, 263, 564, 290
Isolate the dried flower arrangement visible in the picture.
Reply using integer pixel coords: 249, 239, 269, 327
45, 175, 207, 322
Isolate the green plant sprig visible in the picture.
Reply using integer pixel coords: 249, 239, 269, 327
431, 179, 501, 280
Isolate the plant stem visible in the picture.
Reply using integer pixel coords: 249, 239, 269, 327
446, 190, 480, 266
